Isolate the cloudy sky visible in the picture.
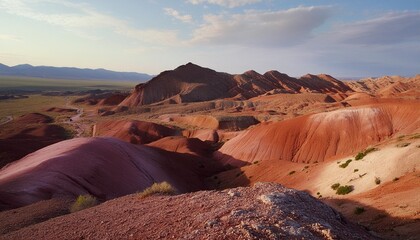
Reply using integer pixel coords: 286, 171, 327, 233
1, 0, 419, 78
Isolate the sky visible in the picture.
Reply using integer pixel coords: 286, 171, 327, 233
0, 0, 419, 78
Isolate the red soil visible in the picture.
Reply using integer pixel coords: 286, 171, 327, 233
1, 183, 377, 240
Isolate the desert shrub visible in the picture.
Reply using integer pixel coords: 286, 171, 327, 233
355, 147, 378, 160
410, 133, 420, 139
393, 177, 399, 182
336, 185, 353, 195
253, 161, 259, 164
354, 169, 359, 172
69, 194, 98, 213
355, 152, 365, 160
331, 183, 340, 190
375, 177, 381, 185
139, 182, 177, 199
339, 159, 352, 168
396, 142, 410, 148
288, 170, 296, 175
354, 207, 365, 215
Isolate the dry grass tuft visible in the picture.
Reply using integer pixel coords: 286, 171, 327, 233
138, 182, 178, 199
69, 194, 98, 213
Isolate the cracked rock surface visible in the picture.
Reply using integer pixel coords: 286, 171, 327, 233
2, 182, 378, 239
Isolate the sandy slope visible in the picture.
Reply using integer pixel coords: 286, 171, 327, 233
209, 136, 420, 239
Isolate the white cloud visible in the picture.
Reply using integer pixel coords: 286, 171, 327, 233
330, 11, 420, 45
187, 0, 262, 8
0, 0, 180, 45
164, 7, 192, 23
190, 6, 332, 47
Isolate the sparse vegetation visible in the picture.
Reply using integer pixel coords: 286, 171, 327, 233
69, 194, 98, 213
331, 183, 340, 190
253, 161, 259, 164
396, 142, 410, 148
336, 185, 353, 195
409, 133, 420, 139
393, 177, 399, 182
355, 147, 378, 160
288, 170, 296, 175
354, 207, 365, 215
354, 169, 359, 172
138, 182, 177, 199
339, 159, 352, 168
375, 177, 381, 185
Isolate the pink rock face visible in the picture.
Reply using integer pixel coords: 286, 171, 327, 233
215, 102, 420, 166
0, 137, 205, 210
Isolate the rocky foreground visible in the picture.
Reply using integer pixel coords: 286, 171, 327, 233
2, 183, 377, 239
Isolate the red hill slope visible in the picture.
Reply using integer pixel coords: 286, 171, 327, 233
119, 63, 352, 107
215, 101, 420, 166
2, 183, 377, 240
0, 137, 217, 210
345, 75, 420, 97
94, 120, 177, 144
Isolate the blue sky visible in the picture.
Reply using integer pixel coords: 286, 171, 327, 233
0, 0, 419, 77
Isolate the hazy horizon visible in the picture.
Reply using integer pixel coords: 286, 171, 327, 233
1, 0, 419, 77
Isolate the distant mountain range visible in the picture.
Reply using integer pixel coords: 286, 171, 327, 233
0, 63, 152, 82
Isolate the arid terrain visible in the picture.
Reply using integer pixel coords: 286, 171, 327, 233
0, 63, 419, 239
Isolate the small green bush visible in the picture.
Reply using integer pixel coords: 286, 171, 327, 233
139, 182, 178, 199
69, 194, 98, 213
339, 159, 352, 168
331, 183, 340, 190
375, 177, 381, 185
336, 185, 353, 195
355, 147, 378, 160
288, 171, 296, 175
354, 207, 365, 215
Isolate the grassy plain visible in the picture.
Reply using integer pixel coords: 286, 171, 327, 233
0, 76, 135, 93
